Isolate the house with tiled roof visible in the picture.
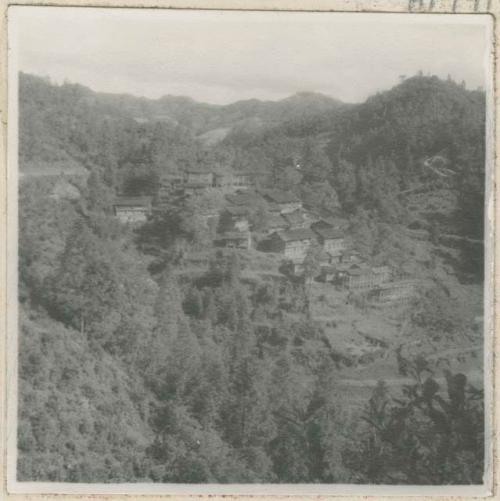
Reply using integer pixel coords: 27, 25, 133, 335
341, 265, 391, 291
375, 279, 423, 307
214, 231, 252, 250
259, 189, 302, 214
184, 183, 210, 196
213, 171, 254, 192
283, 209, 310, 229
231, 170, 254, 189
268, 228, 317, 263
184, 169, 214, 186
310, 215, 349, 232
220, 206, 250, 232
225, 191, 263, 207
266, 213, 288, 234
340, 249, 363, 265
313, 226, 346, 259
113, 196, 152, 224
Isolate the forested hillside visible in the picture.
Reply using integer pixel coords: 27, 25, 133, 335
18, 72, 486, 484
20, 72, 485, 241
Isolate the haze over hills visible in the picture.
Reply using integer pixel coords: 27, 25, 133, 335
93, 87, 345, 135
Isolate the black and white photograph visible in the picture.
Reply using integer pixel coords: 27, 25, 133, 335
6, 4, 494, 494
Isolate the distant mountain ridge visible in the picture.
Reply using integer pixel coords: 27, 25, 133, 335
18, 72, 346, 170
98, 87, 344, 134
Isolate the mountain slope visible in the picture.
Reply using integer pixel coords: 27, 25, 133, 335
328, 75, 485, 170
19, 72, 344, 172
324, 75, 485, 238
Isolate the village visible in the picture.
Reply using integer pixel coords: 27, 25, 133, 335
13, 6, 488, 484
112, 166, 424, 312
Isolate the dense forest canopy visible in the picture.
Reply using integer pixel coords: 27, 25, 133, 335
18, 71, 486, 484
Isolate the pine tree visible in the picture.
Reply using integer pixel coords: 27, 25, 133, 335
45, 219, 123, 337
86, 170, 114, 214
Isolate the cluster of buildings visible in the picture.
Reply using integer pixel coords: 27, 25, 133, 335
176, 169, 255, 196
112, 168, 257, 223
111, 168, 421, 306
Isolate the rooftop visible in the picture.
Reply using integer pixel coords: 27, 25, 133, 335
267, 202, 282, 213
216, 231, 250, 240
259, 188, 300, 205
347, 265, 391, 277
336, 263, 363, 273
225, 191, 262, 206
313, 226, 344, 240
311, 216, 349, 229
224, 205, 250, 217
320, 265, 337, 274
267, 213, 288, 228
185, 169, 213, 175
283, 209, 308, 226
276, 228, 317, 242
372, 266, 391, 275
232, 170, 254, 177
183, 251, 211, 261
378, 279, 422, 290
113, 196, 153, 207
184, 182, 208, 189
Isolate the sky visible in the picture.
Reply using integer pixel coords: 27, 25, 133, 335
9, 7, 492, 105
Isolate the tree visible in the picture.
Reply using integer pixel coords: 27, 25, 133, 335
410, 286, 468, 342
268, 354, 342, 482
342, 358, 484, 484
301, 138, 332, 182
334, 158, 358, 210
299, 181, 340, 214
183, 287, 203, 318
154, 267, 184, 342
85, 170, 114, 214
45, 219, 124, 337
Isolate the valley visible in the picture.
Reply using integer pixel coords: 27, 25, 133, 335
17, 71, 486, 484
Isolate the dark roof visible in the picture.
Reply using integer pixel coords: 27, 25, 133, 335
224, 206, 249, 217
232, 170, 253, 177
186, 169, 213, 175
347, 268, 369, 277
314, 227, 344, 240
347, 265, 390, 277
113, 196, 152, 207
267, 202, 282, 213
184, 183, 207, 189
311, 216, 349, 229
378, 279, 420, 290
283, 210, 307, 226
342, 249, 361, 256
225, 191, 262, 206
160, 173, 183, 181
276, 228, 316, 242
259, 189, 300, 205
212, 169, 253, 177
337, 263, 362, 273
321, 265, 337, 274
267, 213, 288, 229
184, 251, 211, 261
373, 266, 391, 275
199, 207, 220, 216
216, 231, 250, 240
213, 172, 234, 181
